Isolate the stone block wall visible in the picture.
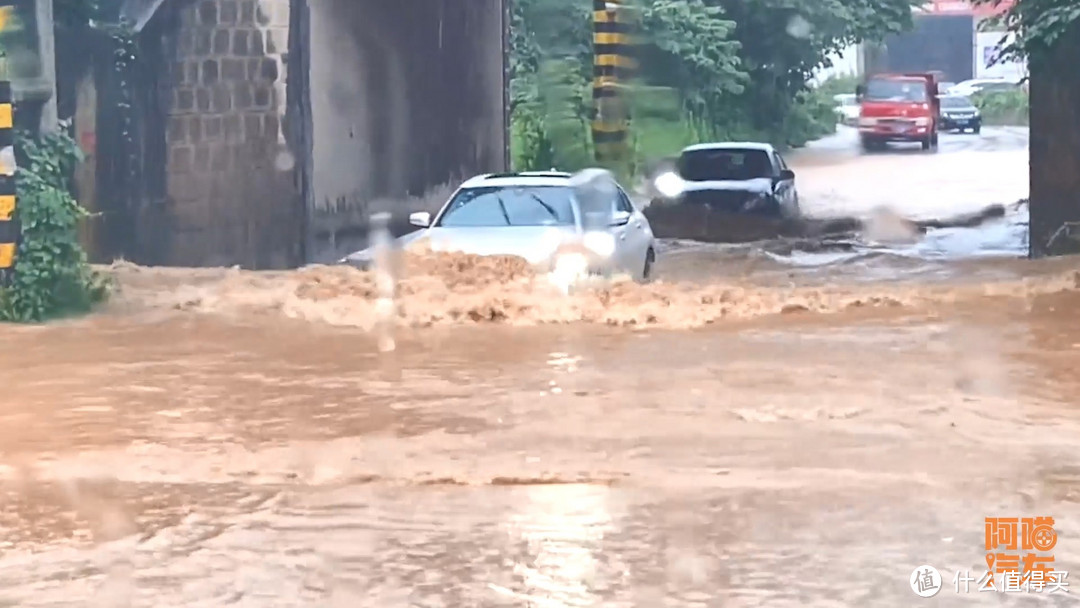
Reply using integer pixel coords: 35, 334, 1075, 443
163, 0, 301, 268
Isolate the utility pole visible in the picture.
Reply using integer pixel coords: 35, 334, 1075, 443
0, 4, 15, 284
591, 0, 635, 167
36, 0, 55, 132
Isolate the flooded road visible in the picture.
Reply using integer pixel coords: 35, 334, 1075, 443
4, 126, 1080, 606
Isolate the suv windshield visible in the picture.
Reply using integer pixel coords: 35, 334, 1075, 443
940, 95, 974, 109
436, 185, 577, 227
864, 79, 928, 102
678, 148, 774, 182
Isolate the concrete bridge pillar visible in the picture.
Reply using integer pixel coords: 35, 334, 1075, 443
162, 0, 300, 268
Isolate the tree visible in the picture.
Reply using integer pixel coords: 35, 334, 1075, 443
709, 0, 920, 141
974, 0, 1080, 257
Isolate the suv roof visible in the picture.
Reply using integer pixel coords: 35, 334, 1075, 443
460, 171, 573, 189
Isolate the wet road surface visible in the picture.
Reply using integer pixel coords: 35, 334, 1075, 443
6, 125, 1080, 607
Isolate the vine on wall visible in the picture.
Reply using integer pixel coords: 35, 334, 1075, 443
0, 125, 110, 322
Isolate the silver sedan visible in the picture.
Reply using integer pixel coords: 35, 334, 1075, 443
342, 171, 658, 281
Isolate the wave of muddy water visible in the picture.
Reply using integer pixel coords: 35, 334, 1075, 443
5, 127, 1080, 606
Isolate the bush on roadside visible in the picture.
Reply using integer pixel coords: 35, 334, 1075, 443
813, 74, 860, 100
972, 88, 1029, 126
780, 84, 842, 148
0, 125, 109, 323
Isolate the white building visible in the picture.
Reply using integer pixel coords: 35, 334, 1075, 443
974, 30, 1027, 81
811, 0, 1027, 86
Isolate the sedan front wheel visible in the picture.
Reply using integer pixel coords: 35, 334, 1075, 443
641, 248, 655, 282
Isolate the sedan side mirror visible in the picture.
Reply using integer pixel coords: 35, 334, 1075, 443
778, 169, 795, 181
609, 210, 631, 227
409, 211, 431, 227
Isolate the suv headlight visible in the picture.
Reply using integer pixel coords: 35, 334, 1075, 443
653, 171, 685, 198
914, 117, 930, 126
858, 117, 877, 127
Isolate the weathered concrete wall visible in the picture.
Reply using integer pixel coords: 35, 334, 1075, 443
303, 0, 508, 263
160, 0, 302, 268
1028, 20, 1080, 258
308, 1, 411, 221
92, 0, 507, 268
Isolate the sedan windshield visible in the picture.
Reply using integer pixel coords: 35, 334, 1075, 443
436, 186, 577, 227
678, 148, 774, 181
940, 95, 974, 109
864, 78, 928, 102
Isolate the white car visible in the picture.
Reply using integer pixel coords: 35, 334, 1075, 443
947, 78, 1021, 97
342, 171, 658, 281
833, 93, 860, 125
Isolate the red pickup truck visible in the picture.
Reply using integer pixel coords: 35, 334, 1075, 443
855, 72, 942, 152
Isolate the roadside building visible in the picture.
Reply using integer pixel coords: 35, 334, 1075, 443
813, 0, 1025, 86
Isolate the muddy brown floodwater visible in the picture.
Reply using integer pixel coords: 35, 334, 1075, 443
4, 127, 1080, 607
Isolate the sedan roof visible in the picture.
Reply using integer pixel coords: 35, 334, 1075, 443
681, 142, 775, 153
460, 171, 573, 189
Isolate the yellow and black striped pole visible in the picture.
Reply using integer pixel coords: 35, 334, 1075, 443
0, 4, 15, 285
591, 0, 635, 164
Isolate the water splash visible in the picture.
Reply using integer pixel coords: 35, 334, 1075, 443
545, 168, 622, 295
548, 250, 590, 295
369, 212, 397, 352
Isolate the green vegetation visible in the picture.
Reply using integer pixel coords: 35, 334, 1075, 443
814, 74, 860, 100
510, 0, 922, 175
0, 0, 129, 323
0, 127, 109, 322
973, 88, 1029, 126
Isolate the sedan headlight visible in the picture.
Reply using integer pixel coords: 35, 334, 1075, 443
858, 117, 877, 127
914, 117, 930, 126
582, 231, 616, 258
